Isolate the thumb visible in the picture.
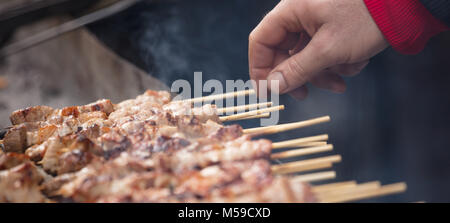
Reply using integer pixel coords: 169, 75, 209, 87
267, 30, 339, 94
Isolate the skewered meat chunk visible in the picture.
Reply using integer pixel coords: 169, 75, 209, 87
41, 172, 77, 197
114, 90, 171, 111
50, 100, 114, 122
3, 122, 56, 153
25, 140, 51, 162
56, 157, 272, 203
97, 124, 249, 170
164, 102, 221, 123
8, 100, 112, 127
5, 111, 111, 161
41, 135, 102, 175
96, 178, 318, 203
0, 152, 29, 171
208, 124, 243, 141
28, 124, 58, 146
173, 160, 272, 198
98, 120, 241, 161
3, 124, 27, 153
153, 136, 272, 173
10, 106, 55, 125
100, 130, 132, 160
151, 135, 191, 154
58, 155, 153, 202
0, 162, 50, 202
0, 90, 323, 203
66, 158, 318, 203
57, 148, 96, 175
78, 99, 114, 115
198, 177, 317, 203
23, 121, 107, 163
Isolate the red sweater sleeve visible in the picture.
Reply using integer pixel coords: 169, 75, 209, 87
364, 0, 449, 54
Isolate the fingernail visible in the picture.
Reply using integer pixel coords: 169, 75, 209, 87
267, 72, 287, 93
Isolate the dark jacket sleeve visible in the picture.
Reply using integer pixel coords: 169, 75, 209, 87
419, 0, 450, 26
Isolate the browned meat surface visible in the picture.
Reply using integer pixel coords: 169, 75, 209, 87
78, 99, 114, 115
41, 135, 102, 175
3, 124, 27, 153
10, 106, 55, 125
152, 136, 272, 173
0, 152, 29, 170
0, 90, 318, 203
41, 172, 77, 197
0, 162, 50, 202
57, 159, 274, 203
197, 177, 317, 203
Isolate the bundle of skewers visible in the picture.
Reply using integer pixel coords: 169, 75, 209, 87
0, 89, 406, 203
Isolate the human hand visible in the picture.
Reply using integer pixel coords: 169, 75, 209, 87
249, 0, 389, 99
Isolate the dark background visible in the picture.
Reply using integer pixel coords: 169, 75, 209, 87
87, 0, 450, 202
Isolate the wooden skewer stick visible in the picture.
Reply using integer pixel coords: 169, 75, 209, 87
316, 181, 381, 198
183, 89, 255, 103
271, 134, 329, 150
312, 181, 357, 193
291, 171, 336, 183
295, 141, 328, 148
219, 105, 285, 122
243, 116, 330, 135
272, 162, 332, 175
216, 102, 273, 114
238, 113, 271, 120
271, 155, 341, 174
271, 144, 333, 160
319, 182, 407, 203
319, 182, 392, 202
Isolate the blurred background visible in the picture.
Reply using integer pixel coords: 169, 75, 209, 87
0, 0, 449, 202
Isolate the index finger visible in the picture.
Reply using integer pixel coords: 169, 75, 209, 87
248, 1, 304, 87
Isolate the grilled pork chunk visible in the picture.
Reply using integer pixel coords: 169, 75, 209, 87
0, 162, 50, 202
